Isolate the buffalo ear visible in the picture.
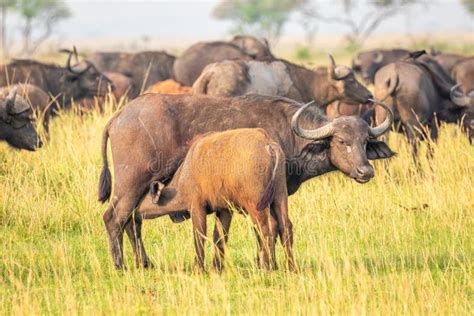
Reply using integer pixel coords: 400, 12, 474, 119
366, 139, 396, 160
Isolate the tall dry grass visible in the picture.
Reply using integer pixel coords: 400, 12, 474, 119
1, 73, 473, 315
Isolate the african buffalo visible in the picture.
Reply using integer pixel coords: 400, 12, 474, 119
193, 55, 373, 107
149, 128, 294, 271
87, 51, 176, 98
352, 49, 409, 84
173, 36, 273, 86
0, 87, 42, 150
0, 51, 111, 110
98, 94, 394, 269
374, 54, 472, 149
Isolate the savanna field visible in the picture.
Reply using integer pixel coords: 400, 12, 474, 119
1, 50, 473, 315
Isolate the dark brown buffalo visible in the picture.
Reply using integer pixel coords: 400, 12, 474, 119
193, 55, 373, 107
98, 94, 394, 269
0, 52, 111, 110
173, 36, 273, 86
0, 87, 42, 150
374, 54, 472, 148
87, 51, 176, 97
149, 128, 294, 271
352, 49, 409, 84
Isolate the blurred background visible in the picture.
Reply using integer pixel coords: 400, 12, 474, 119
0, 0, 472, 60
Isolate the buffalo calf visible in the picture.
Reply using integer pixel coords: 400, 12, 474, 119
147, 128, 294, 271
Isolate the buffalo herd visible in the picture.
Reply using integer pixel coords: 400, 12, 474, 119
1, 35, 473, 271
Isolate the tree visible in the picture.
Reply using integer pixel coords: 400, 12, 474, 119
0, 0, 16, 57
212, 0, 307, 44
460, 0, 474, 15
303, 0, 421, 48
17, 0, 70, 56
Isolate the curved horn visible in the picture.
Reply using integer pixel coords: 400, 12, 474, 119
328, 54, 338, 80
5, 86, 18, 113
291, 100, 335, 140
335, 101, 341, 117
65, 50, 76, 73
373, 51, 384, 64
450, 83, 473, 107
368, 99, 393, 137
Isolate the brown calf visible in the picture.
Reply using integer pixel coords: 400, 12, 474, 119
147, 128, 294, 271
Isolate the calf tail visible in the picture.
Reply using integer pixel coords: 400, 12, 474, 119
256, 144, 280, 211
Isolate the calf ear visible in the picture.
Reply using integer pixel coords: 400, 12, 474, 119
150, 181, 165, 204
366, 139, 396, 160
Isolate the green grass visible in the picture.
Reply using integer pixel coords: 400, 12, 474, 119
2, 41, 474, 313
1, 98, 472, 315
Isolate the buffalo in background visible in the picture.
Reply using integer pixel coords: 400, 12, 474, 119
173, 35, 273, 86
87, 51, 176, 98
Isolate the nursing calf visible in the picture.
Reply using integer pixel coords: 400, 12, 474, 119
147, 128, 293, 271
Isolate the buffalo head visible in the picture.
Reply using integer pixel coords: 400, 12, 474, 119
0, 87, 42, 151
292, 99, 395, 183
327, 55, 373, 105
61, 49, 113, 101
352, 50, 384, 84
451, 84, 474, 143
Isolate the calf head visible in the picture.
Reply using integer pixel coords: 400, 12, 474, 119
327, 55, 373, 105
352, 50, 384, 84
230, 35, 273, 59
61, 49, 113, 101
0, 87, 42, 151
292, 100, 395, 183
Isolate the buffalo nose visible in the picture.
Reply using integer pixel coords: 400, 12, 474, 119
356, 165, 374, 178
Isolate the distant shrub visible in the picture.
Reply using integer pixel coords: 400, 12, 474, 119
294, 46, 313, 62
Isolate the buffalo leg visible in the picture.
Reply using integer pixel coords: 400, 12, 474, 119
124, 213, 152, 268
212, 209, 232, 272
191, 202, 207, 271
103, 183, 146, 269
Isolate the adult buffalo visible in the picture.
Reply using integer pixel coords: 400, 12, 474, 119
0, 87, 42, 150
429, 49, 468, 75
0, 51, 111, 110
173, 36, 273, 86
374, 54, 472, 148
352, 49, 409, 84
98, 94, 394, 269
193, 55, 373, 108
87, 51, 176, 98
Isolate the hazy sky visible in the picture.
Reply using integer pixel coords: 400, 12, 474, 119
8, 0, 474, 41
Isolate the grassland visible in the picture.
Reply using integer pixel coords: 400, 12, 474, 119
1, 51, 473, 315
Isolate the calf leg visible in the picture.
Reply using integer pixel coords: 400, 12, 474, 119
212, 209, 232, 272
250, 208, 277, 271
191, 202, 207, 271
271, 198, 296, 271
